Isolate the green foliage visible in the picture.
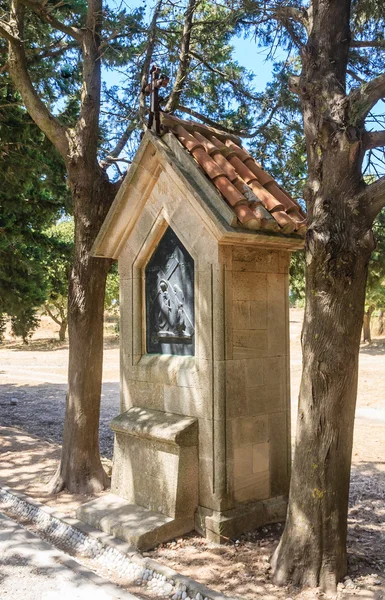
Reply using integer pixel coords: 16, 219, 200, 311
1, 0, 384, 339
246, 65, 307, 204
105, 263, 120, 314
365, 209, 385, 312
289, 250, 305, 306
169, 3, 257, 130
99, 1, 268, 168
44, 219, 119, 332
42, 219, 74, 338
0, 82, 69, 341
0, 238, 47, 342
10, 309, 40, 343
44, 219, 74, 298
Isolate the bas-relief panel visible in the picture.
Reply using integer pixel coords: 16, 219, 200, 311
145, 226, 195, 356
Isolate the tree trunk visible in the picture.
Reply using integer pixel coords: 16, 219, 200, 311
362, 306, 374, 343
49, 168, 116, 494
271, 2, 376, 591
58, 319, 67, 342
271, 206, 373, 592
378, 309, 384, 336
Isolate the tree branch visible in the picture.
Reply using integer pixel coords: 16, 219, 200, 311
363, 130, 385, 150
288, 75, 300, 94
6, 0, 70, 159
243, 4, 310, 35
360, 176, 385, 221
73, 0, 103, 162
347, 68, 366, 84
100, 122, 136, 170
351, 39, 385, 49
164, 0, 198, 113
44, 303, 62, 326
177, 104, 241, 133
18, 0, 83, 42
188, 49, 260, 101
176, 104, 275, 139
35, 40, 78, 61
0, 20, 17, 43
349, 73, 385, 123
0, 37, 76, 73
273, 6, 308, 28
255, 5, 307, 27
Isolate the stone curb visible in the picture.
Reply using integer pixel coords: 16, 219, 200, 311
0, 486, 242, 600
0, 510, 139, 600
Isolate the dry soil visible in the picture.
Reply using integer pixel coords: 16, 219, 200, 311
1, 311, 385, 600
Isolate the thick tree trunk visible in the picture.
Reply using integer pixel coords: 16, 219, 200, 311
271, 215, 372, 591
58, 319, 67, 342
49, 168, 116, 494
7, 0, 119, 495
271, 2, 376, 591
362, 306, 374, 343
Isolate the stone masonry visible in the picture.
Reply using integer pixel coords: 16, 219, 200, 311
78, 117, 304, 546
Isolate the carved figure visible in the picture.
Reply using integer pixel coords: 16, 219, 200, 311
173, 284, 186, 334
156, 280, 172, 331
145, 227, 194, 354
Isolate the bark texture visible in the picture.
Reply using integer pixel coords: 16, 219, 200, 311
272, 224, 373, 590
363, 306, 374, 343
49, 167, 116, 494
58, 320, 67, 342
271, 0, 377, 592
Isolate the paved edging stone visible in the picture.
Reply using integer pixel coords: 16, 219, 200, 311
0, 486, 241, 600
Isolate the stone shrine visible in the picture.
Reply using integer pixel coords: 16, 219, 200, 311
77, 111, 306, 549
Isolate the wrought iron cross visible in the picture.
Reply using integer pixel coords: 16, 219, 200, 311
145, 65, 169, 135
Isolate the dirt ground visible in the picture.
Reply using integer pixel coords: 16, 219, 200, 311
1, 311, 385, 600
0, 317, 119, 458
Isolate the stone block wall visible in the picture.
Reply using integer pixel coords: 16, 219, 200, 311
115, 163, 292, 529
222, 245, 291, 507
110, 407, 198, 519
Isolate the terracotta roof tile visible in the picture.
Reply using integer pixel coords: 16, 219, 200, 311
160, 113, 307, 238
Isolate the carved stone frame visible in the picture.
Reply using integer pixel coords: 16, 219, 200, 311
131, 209, 199, 374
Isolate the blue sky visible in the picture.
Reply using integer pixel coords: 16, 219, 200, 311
102, 0, 384, 177
103, 0, 281, 93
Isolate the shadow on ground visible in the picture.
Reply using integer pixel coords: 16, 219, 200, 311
0, 339, 69, 352
348, 461, 385, 574
0, 426, 110, 513
0, 335, 120, 353
0, 512, 115, 599
0, 382, 119, 458
359, 339, 385, 356
144, 460, 385, 600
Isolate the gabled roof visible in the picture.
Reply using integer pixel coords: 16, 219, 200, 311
160, 113, 306, 237
92, 115, 306, 259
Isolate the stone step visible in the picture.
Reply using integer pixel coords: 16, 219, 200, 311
77, 494, 194, 551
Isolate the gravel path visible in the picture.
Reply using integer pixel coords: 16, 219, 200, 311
1, 313, 385, 600
0, 341, 119, 459
1, 310, 385, 461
